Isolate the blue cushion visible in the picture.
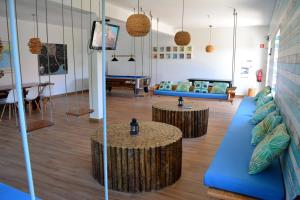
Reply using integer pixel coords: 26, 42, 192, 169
154, 90, 228, 100
204, 97, 284, 200
0, 183, 41, 200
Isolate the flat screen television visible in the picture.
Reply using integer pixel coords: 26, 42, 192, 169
89, 21, 120, 50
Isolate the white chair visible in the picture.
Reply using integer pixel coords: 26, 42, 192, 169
39, 85, 53, 111
0, 89, 18, 121
25, 86, 40, 116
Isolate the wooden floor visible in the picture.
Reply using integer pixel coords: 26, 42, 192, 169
0, 90, 242, 200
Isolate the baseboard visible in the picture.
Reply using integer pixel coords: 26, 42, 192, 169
51, 90, 89, 99
89, 118, 102, 123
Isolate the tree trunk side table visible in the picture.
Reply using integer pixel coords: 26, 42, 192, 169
152, 101, 209, 138
91, 121, 182, 193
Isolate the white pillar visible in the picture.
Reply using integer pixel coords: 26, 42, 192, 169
89, 51, 103, 120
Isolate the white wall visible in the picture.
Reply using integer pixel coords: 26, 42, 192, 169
0, 16, 90, 96
108, 20, 269, 95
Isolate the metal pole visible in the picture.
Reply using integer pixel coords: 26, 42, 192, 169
8, 0, 36, 199
101, 0, 108, 199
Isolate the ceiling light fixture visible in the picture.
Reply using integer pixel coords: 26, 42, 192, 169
174, 0, 191, 46
205, 25, 215, 53
126, 0, 150, 37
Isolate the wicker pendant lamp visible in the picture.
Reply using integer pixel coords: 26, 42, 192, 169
126, 0, 150, 37
174, 0, 191, 46
0, 38, 3, 54
28, 4, 42, 54
205, 25, 215, 53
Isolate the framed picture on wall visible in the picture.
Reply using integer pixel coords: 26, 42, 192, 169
159, 53, 165, 59
166, 53, 171, 59
153, 54, 158, 59
179, 53, 184, 59
38, 43, 68, 76
166, 46, 171, 52
186, 53, 192, 59
160, 47, 165, 52
0, 43, 12, 73
173, 46, 178, 52
179, 46, 184, 52
187, 46, 192, 52
153, 47, 158, 52
173, 53, 178, 59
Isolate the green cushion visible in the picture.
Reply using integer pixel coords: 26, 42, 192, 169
254, 86, 271, 101
176, 82, 190, 92
249, 123, 290, 174
252, 101, 276, 124
194, 81, 209, 89
194, 88, 208, 93
256, 95, 273, 108
159, 81, 172, 91
251, 111, 282, 145
210, 82, 229, 94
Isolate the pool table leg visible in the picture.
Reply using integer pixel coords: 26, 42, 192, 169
134, 88, 140, 95
144, 87, 149, 93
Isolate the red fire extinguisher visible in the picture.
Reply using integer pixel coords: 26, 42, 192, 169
256, 69, 263, 82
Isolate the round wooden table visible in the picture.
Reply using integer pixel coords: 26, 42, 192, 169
152, 101, 209, 138
91, 121, 182, 193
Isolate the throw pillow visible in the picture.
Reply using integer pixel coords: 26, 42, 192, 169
193, 81, 209, 93
176, 82, 190, 92
210, 82, 229, 94
249, 123, 290, 174
256, 95, 273, 108
254, 86, 271, 101
194, 81, 209, 89
159, 81, 172, 91
251, 111, 282, 145
252, 101, 276, 124
194, 88, 208, 93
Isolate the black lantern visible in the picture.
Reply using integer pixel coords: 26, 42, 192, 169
178, 96, 184, 107
130, 118, 139, 136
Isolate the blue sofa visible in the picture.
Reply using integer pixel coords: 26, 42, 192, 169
204, 97, 285, 200
153, 90, 228, 100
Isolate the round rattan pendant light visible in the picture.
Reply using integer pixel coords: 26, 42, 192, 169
28, 1, 42, 54
205, 25, 215, 53
0, 38, 3, 54
126, 0, 150, 37
174, 0, 191, 46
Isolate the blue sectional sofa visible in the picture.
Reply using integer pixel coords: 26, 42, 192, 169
153, 90, 228, 100
0, 182, 40, 200
204, 97, 285, 200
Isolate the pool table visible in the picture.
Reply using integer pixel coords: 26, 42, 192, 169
106, 75, 151, 95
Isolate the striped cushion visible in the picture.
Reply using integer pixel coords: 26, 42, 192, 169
211, 82, 229, 94
249, 123, 290, 174
251, 111, 282, 145
256, 95, 273, 108
176, 82, 190, 92
252, 101, 276, 124
254, 86, 271, 101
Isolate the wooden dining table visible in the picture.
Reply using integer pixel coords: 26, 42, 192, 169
0, 82, 54, 93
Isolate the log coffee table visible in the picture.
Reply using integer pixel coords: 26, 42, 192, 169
152, 101, 209, 138
91, 121, 182, 193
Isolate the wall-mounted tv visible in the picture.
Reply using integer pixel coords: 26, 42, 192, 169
89, 21, 120, 50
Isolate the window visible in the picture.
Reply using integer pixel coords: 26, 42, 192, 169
272, 30, 280, 94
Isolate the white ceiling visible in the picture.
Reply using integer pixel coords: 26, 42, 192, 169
108, 0, 277, 29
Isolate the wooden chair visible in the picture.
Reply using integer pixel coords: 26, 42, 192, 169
25, 86, 40, 116
0, 89, 18, 121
